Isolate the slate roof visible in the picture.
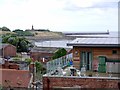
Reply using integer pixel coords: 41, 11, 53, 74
67, 37, 120, 47
30, 47, 59, 53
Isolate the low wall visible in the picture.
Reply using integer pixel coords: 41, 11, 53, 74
43, 76, 120, 90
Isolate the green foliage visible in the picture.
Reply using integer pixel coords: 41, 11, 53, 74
25, 58, 32, 65
0, 26, 10, 31
52, 48, 67, 59
35, 61, 43, 72
35, 29, 50, 32
2, 34, 33, 52
13, 57, 21, 61
35, 61, 46, 72
13, 29, 34, 36
35, 61, 46, 80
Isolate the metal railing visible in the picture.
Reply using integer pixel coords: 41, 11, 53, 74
46, 53, 73, 74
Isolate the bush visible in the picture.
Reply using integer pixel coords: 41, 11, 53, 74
13, 57, 21, 61
25, 58, 32, 65
52, 48, 67, 59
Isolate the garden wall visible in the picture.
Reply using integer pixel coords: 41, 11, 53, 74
43, 76, 120, 90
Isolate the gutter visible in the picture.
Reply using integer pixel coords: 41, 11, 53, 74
67, 44, 120, 47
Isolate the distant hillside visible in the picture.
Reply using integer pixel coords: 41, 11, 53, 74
0, 30, 67, 41
34, 31, 63, 37
25, 31, 65, 41
0, 31, 15, 35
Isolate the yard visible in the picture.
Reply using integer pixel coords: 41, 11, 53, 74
62, 66, 119, 77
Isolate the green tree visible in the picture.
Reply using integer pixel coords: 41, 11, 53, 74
35, 61, 43, 72
13, 29, 24, 36
2, 34, 33, 52
35, 61, 46, 80
13, 29, 34, 36
25, 58, 32, 65
52, 48, 67, 59
1, 26, 10, 31
2, 34, 11, 43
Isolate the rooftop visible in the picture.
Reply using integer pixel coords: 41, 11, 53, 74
0, 69, 31, 88
67, 37, 120, 47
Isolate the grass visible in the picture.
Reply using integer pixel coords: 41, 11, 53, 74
85, 71, 108, 77
12, 57, 21, 61
0, 31, 15, 35
12, 53, 22, 61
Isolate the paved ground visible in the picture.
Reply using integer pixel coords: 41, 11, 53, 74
63, 66, 120, 77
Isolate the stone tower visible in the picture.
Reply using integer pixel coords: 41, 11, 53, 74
32, 25, 34, 30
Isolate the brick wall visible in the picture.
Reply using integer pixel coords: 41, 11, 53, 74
43, 76, 120, 90
30, 52, 53, 62
3, 45, 16, 57
2, 61, 19, 70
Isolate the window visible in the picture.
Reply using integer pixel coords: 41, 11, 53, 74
112, 50, 117, 54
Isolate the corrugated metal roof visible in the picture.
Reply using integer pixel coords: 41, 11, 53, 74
67, 37, 120, 47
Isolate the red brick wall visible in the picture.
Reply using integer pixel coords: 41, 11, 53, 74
43, 76, 119, 89
30, 52, 53, 62
3, 45, 16, 57
2, 61, 19, 70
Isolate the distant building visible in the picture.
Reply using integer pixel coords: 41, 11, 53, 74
30, 46, 72, 63
30, 47, 59, 63
31, 25, 34, 30
25, 25, 50, 32
0, 44, 16, 58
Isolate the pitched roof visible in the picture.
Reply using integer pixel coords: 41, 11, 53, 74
31, 47, 60, 53
67, 37, 120, 47
0, 69, 31, 88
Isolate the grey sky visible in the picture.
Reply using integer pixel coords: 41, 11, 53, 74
0, 0, 119, 32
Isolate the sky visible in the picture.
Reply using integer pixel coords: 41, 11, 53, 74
0, 0, 119, 32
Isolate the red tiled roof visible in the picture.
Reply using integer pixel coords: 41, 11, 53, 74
0, 69, 31, 88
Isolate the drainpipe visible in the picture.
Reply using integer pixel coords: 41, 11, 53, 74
28, 73, 33, 88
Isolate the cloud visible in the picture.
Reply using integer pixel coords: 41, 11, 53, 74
64, 1, 118, 11
0, 0, 118, 32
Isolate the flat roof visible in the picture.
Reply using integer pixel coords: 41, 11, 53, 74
67, 37, 120, 47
